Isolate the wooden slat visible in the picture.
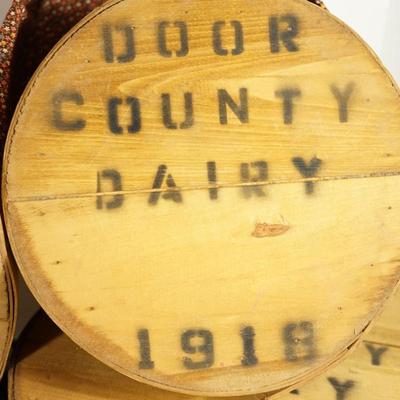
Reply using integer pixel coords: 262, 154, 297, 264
8, 289, 400, 399
0, 220, 17, 379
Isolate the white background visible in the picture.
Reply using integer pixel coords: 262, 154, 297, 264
0, 0, 400, 333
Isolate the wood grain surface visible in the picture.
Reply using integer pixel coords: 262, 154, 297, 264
280, 290, 400, 400
0, 267, 11, 378
0, 220, 16, 379
3, 0, 400, 395
8, 290, 400, 400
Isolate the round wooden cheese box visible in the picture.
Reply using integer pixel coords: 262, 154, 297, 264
3, 0, 400, 395
8, 292, 400, 399
0, 224, 16, 379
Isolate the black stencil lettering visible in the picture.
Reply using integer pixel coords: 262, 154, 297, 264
181, 330, 214, 370
52, 91, 86, 131
96, 172, 102, 210
163, 174, 182, 202
108, 97, 141, 134
158, 22, 172, 57
218, 88, 249, 124
108, 97, 123, 134
126, 97, 142, 133
162, 93, 194, 129
232, 21, 244, 55
213, 22, 228, 56
275, 88, 301, 124
149, 165, 167, 205
207, 161, 218, 200
292, 157, 322, 194
327, 378, 355, 400
240, 161, 268, 198
148, 165, 183, 205
240, 326, 258, 366
103, 24, 113, 63
96, 169, 124, 210
158, 21, 189, 57
137, 329, 155, 369
269, 15, 299, 53
283, 321, 316, 361
365, 343, 388, 366
102, 24, 135, 63
213, 21, 244, 56
331, 83, 355, 123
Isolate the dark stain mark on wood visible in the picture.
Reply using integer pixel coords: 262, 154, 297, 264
252, 223, 290, 238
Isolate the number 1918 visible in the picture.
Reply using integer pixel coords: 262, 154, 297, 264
137, 321, 316, 370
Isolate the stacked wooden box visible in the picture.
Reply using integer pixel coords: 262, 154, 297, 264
1, 0, 400, 399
